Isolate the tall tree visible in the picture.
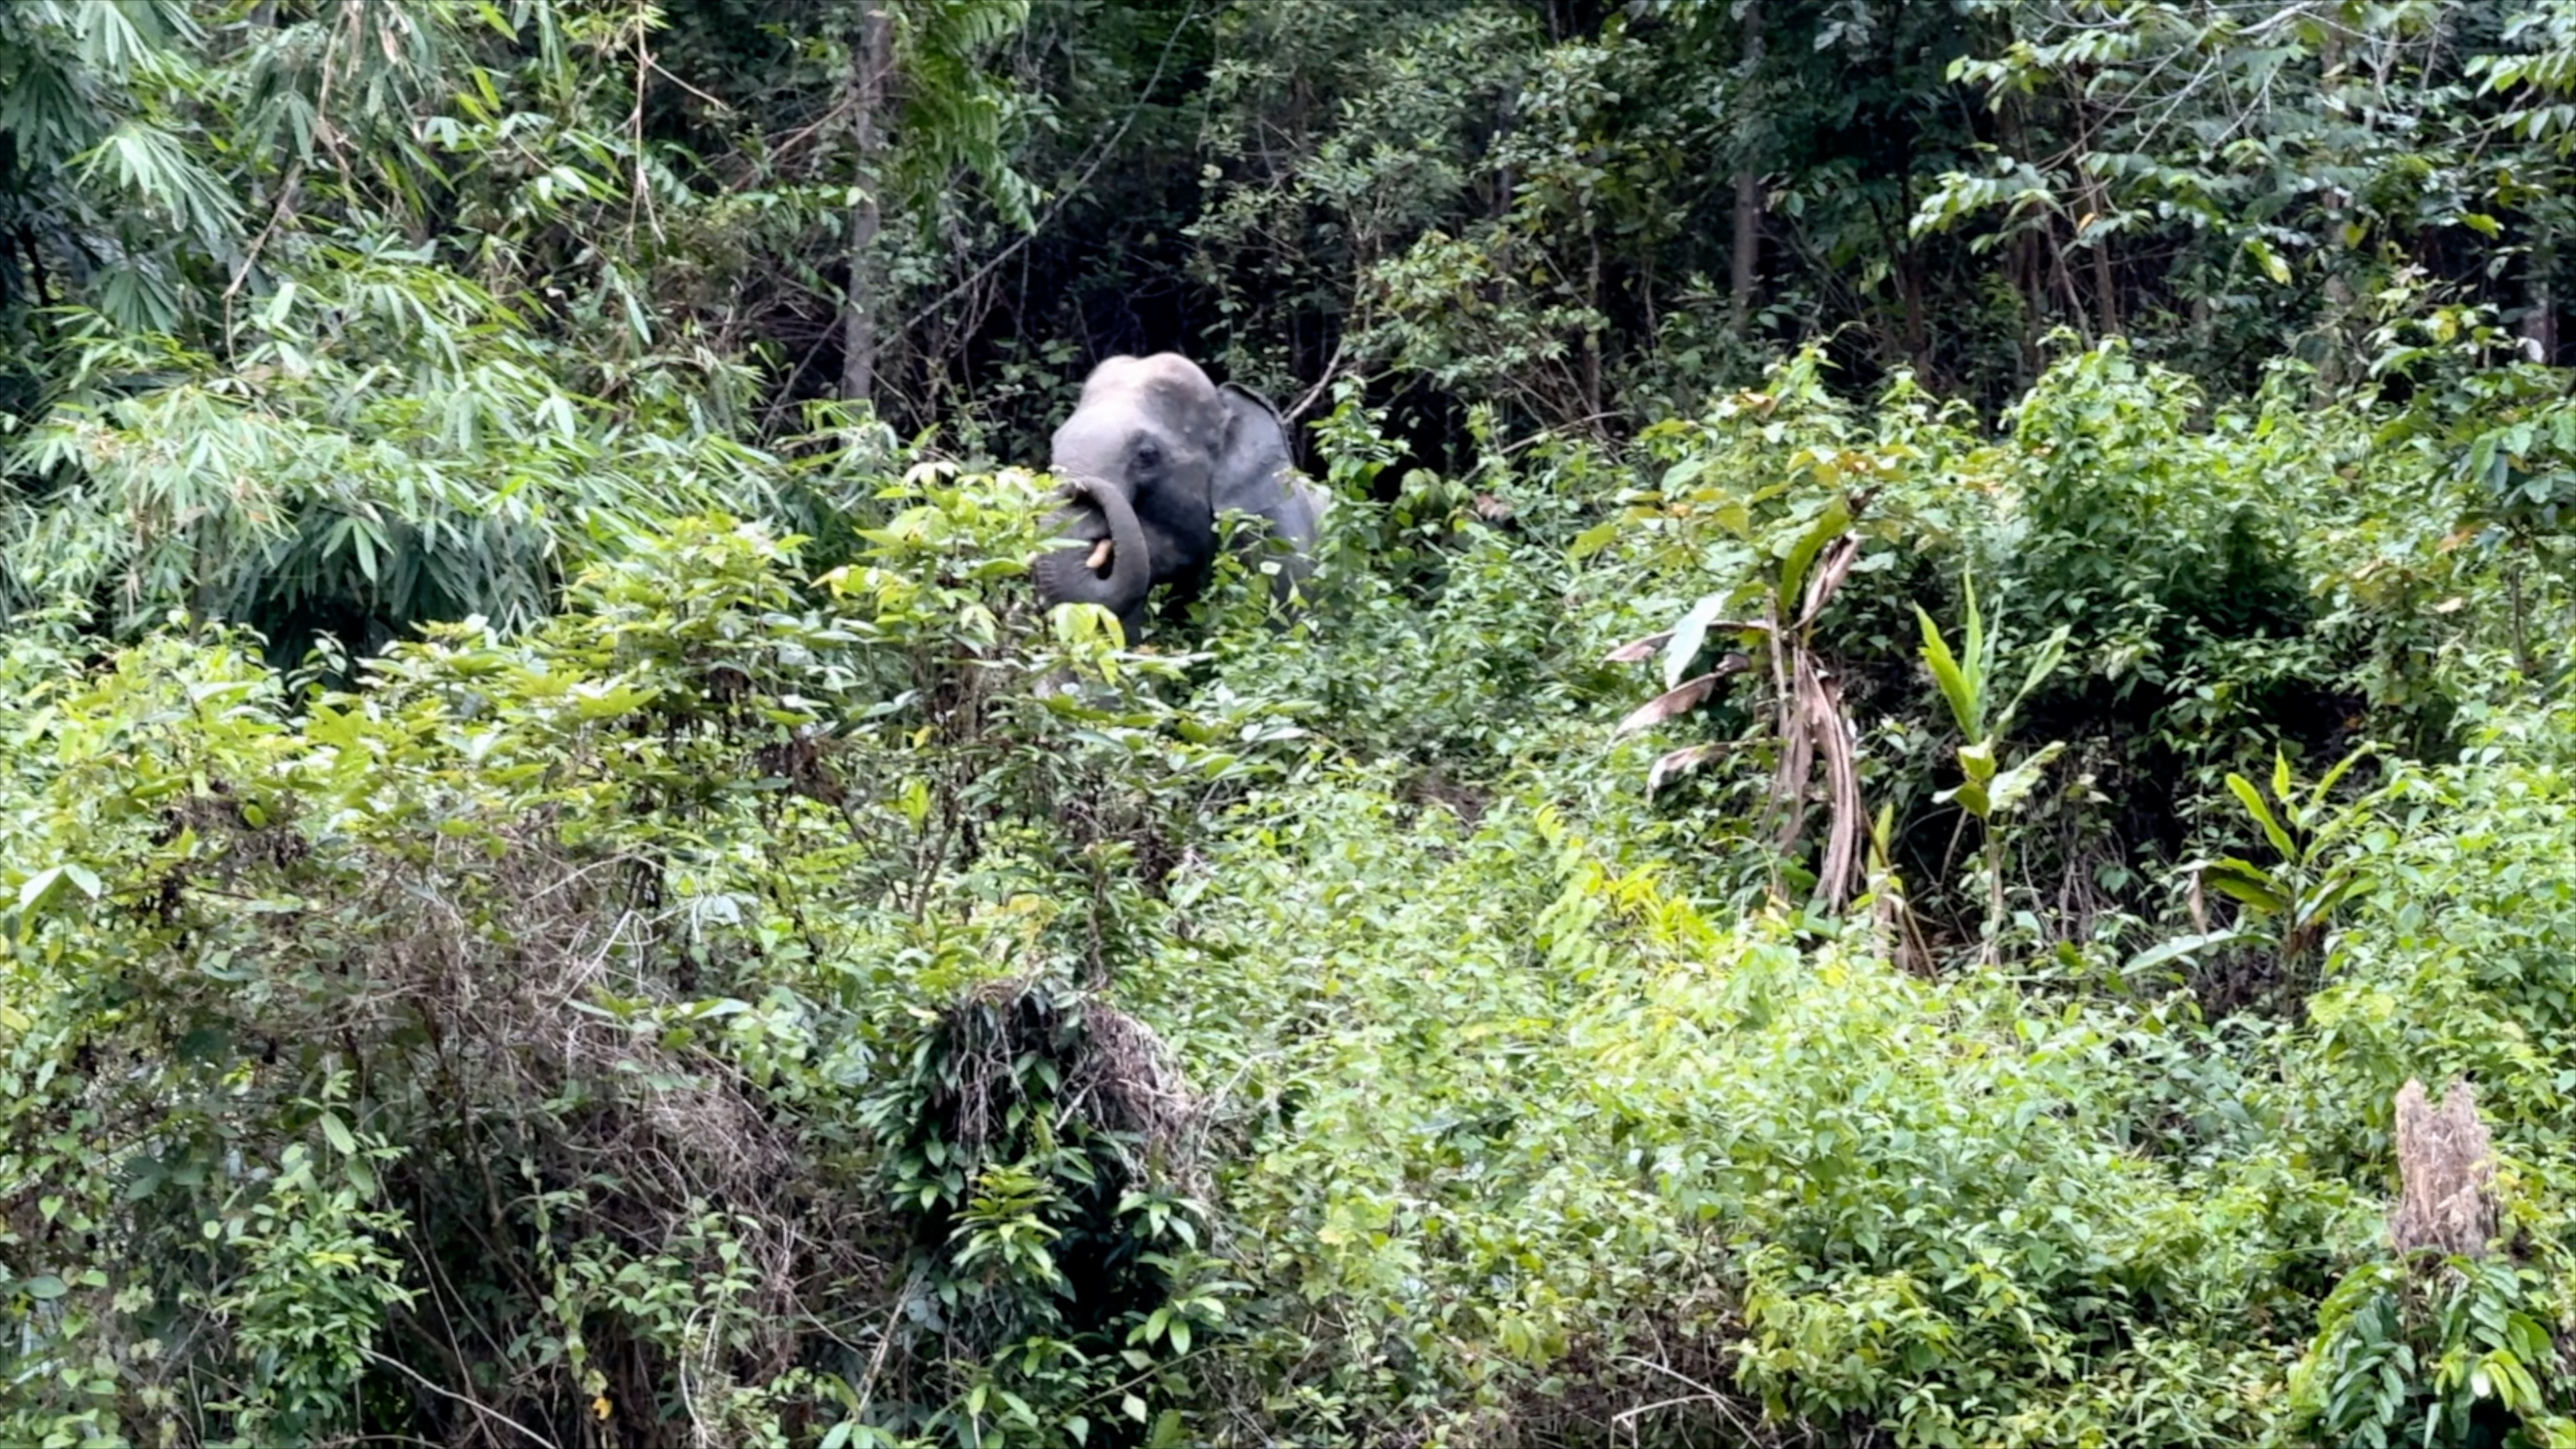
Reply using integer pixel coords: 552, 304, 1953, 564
819, 0, 1035, 411
842, 1, 893, 403
1731, 0, 1764, 327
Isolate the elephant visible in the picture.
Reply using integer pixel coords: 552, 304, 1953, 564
1030, 353, 1327, 643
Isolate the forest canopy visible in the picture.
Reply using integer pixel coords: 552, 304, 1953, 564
7, 1, 2576, 1446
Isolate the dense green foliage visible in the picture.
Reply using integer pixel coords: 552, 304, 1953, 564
10, 1, 2576, 1446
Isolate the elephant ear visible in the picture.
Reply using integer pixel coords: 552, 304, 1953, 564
1218, 381, 1286, 437
1211, 382, 1294, 517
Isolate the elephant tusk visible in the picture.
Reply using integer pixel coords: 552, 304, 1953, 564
1085, 538, 1116, 574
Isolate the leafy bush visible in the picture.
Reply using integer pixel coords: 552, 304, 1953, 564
0, 472, 1291, 1447
15, 5, 2576, 1444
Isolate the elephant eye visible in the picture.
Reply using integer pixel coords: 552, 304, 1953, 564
1132, 441, 1165, 471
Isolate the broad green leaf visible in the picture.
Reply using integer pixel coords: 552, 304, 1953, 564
2125, 930, 2253, 973
2294, 871, 2372, 930
1985, 740, 2066, 815
2000, 625, 2070, 731
1956, 739, 1998, 785
2226, 773, 2297, 861
258, 279, 299, 329
2313, 751, 2364, 801
1960, 572, 1987, 707
1917, 606, 1983, 739
1778, 494, 1852, 610
2200, 858, 2292, 916
2246, 236, 2291, 284
19, 865, 103, 916
568, 683, 659, 720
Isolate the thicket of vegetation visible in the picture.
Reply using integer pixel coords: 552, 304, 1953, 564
9, 1, 2576, 1445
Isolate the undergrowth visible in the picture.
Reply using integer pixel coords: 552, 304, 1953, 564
7, 345, 2576, 1447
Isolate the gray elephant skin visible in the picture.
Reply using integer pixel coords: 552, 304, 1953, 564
1030, 354, 1327, 643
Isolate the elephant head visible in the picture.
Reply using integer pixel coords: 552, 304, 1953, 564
1032, 353, 1301, 641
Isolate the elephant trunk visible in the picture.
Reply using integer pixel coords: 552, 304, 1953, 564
1031, 478, 1150, 630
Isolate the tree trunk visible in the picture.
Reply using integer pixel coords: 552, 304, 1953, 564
1583, 221, 1604, 421
2524, 275, 2558, 366
1994, 98, 2051, 370
2086, 176, 2118, 337
1896, 168, 1929, 377
840, 3, 894, 406
2014, 230, 2043, 384
1730, 0, 1764, 327
2319, 272, 2355, 394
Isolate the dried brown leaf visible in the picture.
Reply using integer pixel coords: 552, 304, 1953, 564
1795, 534, 1865, 629
1648, 744, 1725, 795
1805, 661, 1864, 909
2391, 1077, 2498, 1259
1613, 656, 1752, 740
1614, 673, 1719, 739
1604, 631, 1672, 665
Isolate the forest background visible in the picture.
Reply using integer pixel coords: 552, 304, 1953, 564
9, 0, 2576, 1445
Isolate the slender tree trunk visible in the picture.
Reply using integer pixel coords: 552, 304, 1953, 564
1896, 170, 1929, 376
1584, 221, 1604, 421
2524, 274, 2558, 365
1899, 251, 1928, 373
2047, 217, 2090, 343
1995, 98, 2045, 376
1730, 0, 1764, 327
2318, 272, 2355, 394
19, 226, 52, 311
2508, 555, 2536, 680
2015, 231, 2043, 383
840, 3, 893, 406
2086, 176, 2118, 337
